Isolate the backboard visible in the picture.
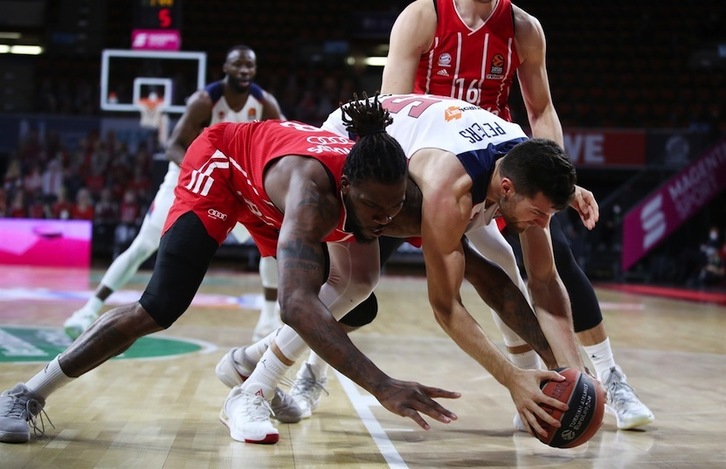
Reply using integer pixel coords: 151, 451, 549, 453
100, 49, 207, 114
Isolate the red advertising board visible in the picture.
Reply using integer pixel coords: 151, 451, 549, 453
563, 129, 647, 167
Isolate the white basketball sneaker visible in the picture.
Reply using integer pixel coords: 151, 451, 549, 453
63, 305, 99, 340
215, 347, 303, 423
290, 363, 329, 419
603, 366, 655, 430
220, 386, 279, 444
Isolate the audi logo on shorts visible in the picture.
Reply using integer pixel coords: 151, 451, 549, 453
207, 208, 228, 221
306, 136, 350, 145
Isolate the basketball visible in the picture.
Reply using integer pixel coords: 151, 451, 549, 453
536, 367, 605, 448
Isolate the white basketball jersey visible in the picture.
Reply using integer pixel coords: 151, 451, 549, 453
322, 93, 528, 209
207, 81, 266, 125
322, 94, 527, 161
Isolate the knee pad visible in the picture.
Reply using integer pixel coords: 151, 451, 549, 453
339, 293, 378, 328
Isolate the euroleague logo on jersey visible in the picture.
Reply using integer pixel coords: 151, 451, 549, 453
487, 53, 505, 79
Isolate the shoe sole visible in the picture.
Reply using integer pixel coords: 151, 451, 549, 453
219, 409, 279, 444
0, 430, 30, 443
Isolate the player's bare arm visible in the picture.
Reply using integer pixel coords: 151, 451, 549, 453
164, 90, 213, 165
518, 225, 585, 370
513, 6, 563, 146
380, 0, 436, 94
273, 157, 460, 429
462, 243, 558, 368
261, 91, 286, 120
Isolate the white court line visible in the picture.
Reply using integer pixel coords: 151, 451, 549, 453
333, 369, 409, 469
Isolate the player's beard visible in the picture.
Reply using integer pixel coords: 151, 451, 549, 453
343, 196, 376, 244
499, 194, 528, 233
229, 78, 250, 94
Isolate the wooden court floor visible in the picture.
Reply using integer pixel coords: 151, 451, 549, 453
1, 264, 725, 468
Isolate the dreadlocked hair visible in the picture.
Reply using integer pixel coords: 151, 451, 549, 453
341, 92, 407, 185
499, 138, 576, 211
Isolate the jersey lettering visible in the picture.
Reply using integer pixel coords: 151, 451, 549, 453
280, 121, 320, 132
453, 78, 484, 105
185, 150, 229, 196
381, 95, 444, 118
459, 120, 507, 144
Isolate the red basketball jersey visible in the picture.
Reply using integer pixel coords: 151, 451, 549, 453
167, 120, 357, 256
414, 0, 520, 121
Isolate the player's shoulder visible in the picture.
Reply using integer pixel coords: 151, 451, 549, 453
410, 0, 436, 13
247, 82, 271, 102
398, 0, 436, 23
203, 80, 225, 103
512, 3, 545, 51
512, 4, 543, 37
184, 87, 214, 110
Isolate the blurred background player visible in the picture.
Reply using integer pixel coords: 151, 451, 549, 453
289, 0, 653, 431
63, 44, 286, 342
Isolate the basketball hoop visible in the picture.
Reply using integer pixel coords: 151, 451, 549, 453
137, 92, 170, 146
138, 92, 165, 130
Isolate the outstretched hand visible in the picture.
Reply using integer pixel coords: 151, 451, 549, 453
373, 378, 460, 430
570, 185, 600, 230
505, 368, 569, 438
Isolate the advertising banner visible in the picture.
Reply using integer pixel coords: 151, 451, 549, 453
622, 138, 726, 270
0, 219, 91, 268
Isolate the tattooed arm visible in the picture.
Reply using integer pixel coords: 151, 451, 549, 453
270, 157, 459, 429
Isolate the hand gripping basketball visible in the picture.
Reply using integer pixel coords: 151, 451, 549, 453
535, 367, 605, 448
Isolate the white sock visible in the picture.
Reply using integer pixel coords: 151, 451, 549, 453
25, 356, 74, 400
508, 349, 543, 371
241, 332, 276, 364
241, 348, 290, 401
582, 338, 616, 381
304, 351, 329, 380
85, 296, 104, 315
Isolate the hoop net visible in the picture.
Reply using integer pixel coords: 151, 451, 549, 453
138, 95, 165, 130
138, 94, 170, 146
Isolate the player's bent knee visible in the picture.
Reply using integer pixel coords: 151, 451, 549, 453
102, 303, 165, 336
139, 213, 218, 329
127, 233, 161, 261
339, 293, 378, 327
